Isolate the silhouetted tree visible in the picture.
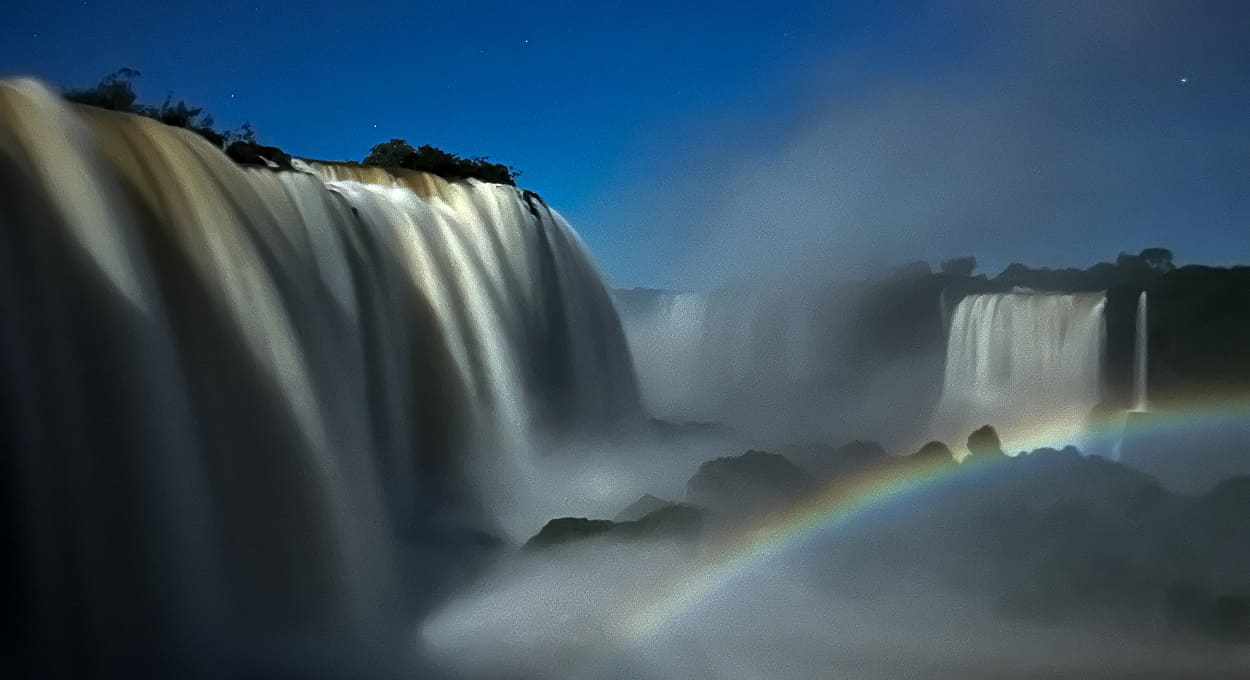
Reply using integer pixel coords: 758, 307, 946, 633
1139, 247, 1175, 273
63, 69, 253, 150
892, 260, 932, 279
362, 138, 417, 167
940, 256, 977, 277
64, 68, 140, 111
135, 95, 224, 147
1116, 251, 1142, 268
362, 137, 520, 185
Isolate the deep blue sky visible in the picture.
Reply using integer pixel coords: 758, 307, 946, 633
3, 1, 1249, 287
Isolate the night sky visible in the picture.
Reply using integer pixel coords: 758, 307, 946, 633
3, 1, 1248, 287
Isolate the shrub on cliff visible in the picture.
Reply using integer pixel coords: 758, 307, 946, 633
63, 68, 140, 112
940, 256, 977, 277
64, 69, 255, 150
363, 137, 520, 186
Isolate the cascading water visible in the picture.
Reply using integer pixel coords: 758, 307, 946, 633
615, 286, 826, 426
0, 79, 639, 676
615, 290, 709, 418
1133, 291, 1149, 412
934, 291, 1107, 452
616, 281, 950, 448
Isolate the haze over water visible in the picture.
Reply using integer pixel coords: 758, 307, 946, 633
2, 2, 1250, 679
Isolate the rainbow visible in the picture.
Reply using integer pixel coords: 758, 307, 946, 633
622, 396, 1250, 642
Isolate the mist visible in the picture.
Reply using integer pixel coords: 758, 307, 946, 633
416, 5, 1250, 679
599, 0, 1250, 448
583, 0, 1250, 290
421, 443, 1250, 679
423, 553, 1245, 679
3, 2, 1249, 678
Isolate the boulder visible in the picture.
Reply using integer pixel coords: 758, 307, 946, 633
911, 440, 954, 463
686, 450, 810, 511
226, 140, 293, 170
966, 425, 1004, 458
615, 493, 678, 522
524, 517, 615, 549
791, 440, 887, 479
525, 505, 704, 550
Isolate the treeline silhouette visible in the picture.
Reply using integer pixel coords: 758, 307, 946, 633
64, 68, 254, 149
362, 138, 519, 186
63, 70, 521, 185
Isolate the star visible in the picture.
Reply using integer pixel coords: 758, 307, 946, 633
1180, 77, 1189, 85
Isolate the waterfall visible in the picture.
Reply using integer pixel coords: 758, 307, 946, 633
615, 290, 709, 418
934, 291, 1107, 452
0, 79, 639, 675
1133, 291, 1149, 412
615, 287, 827, 423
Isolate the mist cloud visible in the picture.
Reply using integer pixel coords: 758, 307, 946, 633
590, 1, 1250, 289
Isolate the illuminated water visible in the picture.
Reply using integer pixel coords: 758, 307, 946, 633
935, 291, 1106, 452
1134, 291, 1149, 412
0, 78, 638, 676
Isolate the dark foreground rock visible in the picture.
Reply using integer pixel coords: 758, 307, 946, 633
966, 425, 1004, 458
525, 505, 704, 550
686, 449, 811, 512
226, 140, 294, 169
615, 494, 680, 522
787, 440, 888, 479
911, 440, 955, 463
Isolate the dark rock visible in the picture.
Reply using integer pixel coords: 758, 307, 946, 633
966, 425, 1004, 458
1164, 582, 1250, 643
623, 504, 704, 542
525, 504, 704, 550
525, 517, 615, 549
615, 494, 678, 522
1213, 595, 1250, 642
891, 260, 932, 279
686, 450, 810, 512
790, 440, 887, 479
226, 140, 293, 170
911, 440, 954, 463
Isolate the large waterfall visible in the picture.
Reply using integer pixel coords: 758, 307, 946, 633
934, 291, 1107, 452
0, 79, 638, 676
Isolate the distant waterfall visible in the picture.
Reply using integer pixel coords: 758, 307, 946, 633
1133, 291, 1149, 411
615, 290, 710, 417
0, 79, 639, 676
934, 292, 1107, 452
615, 287, 825, 424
